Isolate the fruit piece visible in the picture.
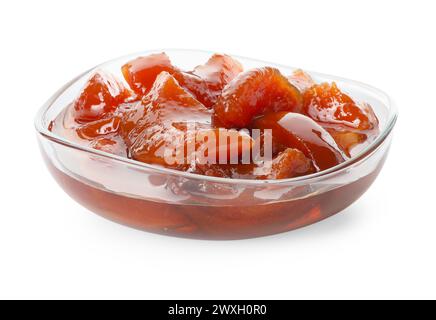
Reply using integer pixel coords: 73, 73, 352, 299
193, 54, 243, 98
173, 72, 215, 108
122, 53, 178, 95
250, 129, 286, 161
213, 67, 303, 128
252, 112, 345, 171
174, 54, 243, 108
121, 72, 211, 141
193, 54, 243, 89
194, 128, 253, 164
120, 72, 211, 167
76, 116, 121, 140
89, 136, 127, 156
73, 71, 131, 123
303, 82, 377, 130
288, 69, 315, 92
257, 148, 315, 180
160, 126, 254, 170
122, 53, 216, 107
359, 102, 379, 130
325, 128, 367, 157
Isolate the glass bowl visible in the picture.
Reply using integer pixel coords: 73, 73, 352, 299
34, 49, 398, 240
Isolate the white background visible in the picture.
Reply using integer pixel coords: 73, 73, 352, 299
0, 0, 435, 300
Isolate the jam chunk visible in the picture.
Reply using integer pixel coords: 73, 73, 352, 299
288, 69, 315, 92
179, 54, 243, 108
257, 148, 315, 180
303, 82, 380, 156
120, 72, 211, 167
73, 71, 131, 123
194, 128, 253, 165
325, 128, 367, 157
121, 72, 211, 135
122, 53, 177, 95
173, 72, 215, 108
196, 132, 254, 180
193, 54, 243, 99
213, 67, 303, 128
252, 112, 345, 171
122, 52, 214, 106
303, 82, 377, 130
90, 136, 127, 157
76, 116, 121, 140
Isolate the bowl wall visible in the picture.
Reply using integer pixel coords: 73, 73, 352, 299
37, 133, 392, 239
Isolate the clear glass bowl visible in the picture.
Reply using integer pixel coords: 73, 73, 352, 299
34, 49, 398, 240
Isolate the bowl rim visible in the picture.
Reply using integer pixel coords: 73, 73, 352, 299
34, 48, 398, 186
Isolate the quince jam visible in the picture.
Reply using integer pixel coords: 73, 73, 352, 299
51, 53, 379, 179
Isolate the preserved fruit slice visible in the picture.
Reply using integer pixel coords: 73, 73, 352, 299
122, 53, 177, 95
172, 72, 215, 108
303, 82, 377, 130
76, 116, 121, 140
194, 128, 253, 164
122, 53, 215, 107
314, 100, 379, 156
120, 72, 210, 167
252, 112, 345, 171
193, 54, 243, 100
90, 136, 127, 157
73, 71, 130, 123
214, 67, 303, 128
288, 69, 315, 92
257, 148, 315, 180
325, 128, 367, 157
